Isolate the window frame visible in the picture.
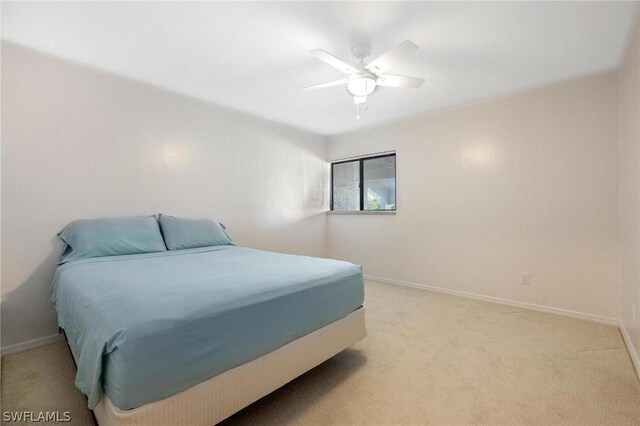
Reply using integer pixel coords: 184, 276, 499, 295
330, 152, 396, 212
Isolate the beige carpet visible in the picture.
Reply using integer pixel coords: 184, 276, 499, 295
2, 281, 640, 425
1, 340, 94, 425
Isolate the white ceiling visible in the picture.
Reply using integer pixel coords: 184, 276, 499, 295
2, 1, 638, 136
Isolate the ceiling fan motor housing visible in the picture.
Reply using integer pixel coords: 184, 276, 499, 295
351, 44, 371, 61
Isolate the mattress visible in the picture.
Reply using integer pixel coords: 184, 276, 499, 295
92, 309, 366, 426
51, 246, 364, 411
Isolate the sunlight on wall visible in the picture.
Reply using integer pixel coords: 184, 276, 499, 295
461, 143, 496, 168
159, 143, 191, 169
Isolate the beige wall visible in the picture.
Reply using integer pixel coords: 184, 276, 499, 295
327, 72, 620, 320
618, 8, 640, 371
1, 43, 328, 350
1, 36, 634, 354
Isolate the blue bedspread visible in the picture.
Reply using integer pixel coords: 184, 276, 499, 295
51, 246, 364, 410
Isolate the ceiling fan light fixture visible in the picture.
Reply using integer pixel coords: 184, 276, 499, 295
353, 95, 367, 105
303, 39, 424, 118
347, 76, 376, 97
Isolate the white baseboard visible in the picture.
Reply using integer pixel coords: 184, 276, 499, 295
364, 275, 620, 326
619, 321, 640, 379
1, 333, 64, 357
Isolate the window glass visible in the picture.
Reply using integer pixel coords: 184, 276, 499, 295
363, 156, 396, 210
330, 153, 396, 212
332, 161, 360, 211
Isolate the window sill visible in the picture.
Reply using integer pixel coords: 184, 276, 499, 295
326, 210, 397, 215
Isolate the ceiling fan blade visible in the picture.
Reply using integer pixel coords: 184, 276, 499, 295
365, 40, 419, 75
301, 78, 349, 91
310, 49, 360, 74
377, 74, 425, 88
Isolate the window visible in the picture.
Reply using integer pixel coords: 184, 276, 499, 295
331, 153, 396, 212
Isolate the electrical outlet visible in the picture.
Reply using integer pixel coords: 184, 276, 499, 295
521, 272, 531, 285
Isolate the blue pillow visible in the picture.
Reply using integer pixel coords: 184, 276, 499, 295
158, 215, 234, 250
58, 217, 166, 263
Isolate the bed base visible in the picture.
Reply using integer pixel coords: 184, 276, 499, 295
65, 307, 366, 425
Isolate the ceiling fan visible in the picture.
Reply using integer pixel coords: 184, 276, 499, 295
302, 39, 425, 119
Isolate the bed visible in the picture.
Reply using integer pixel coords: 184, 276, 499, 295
52, 245, 366, 425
